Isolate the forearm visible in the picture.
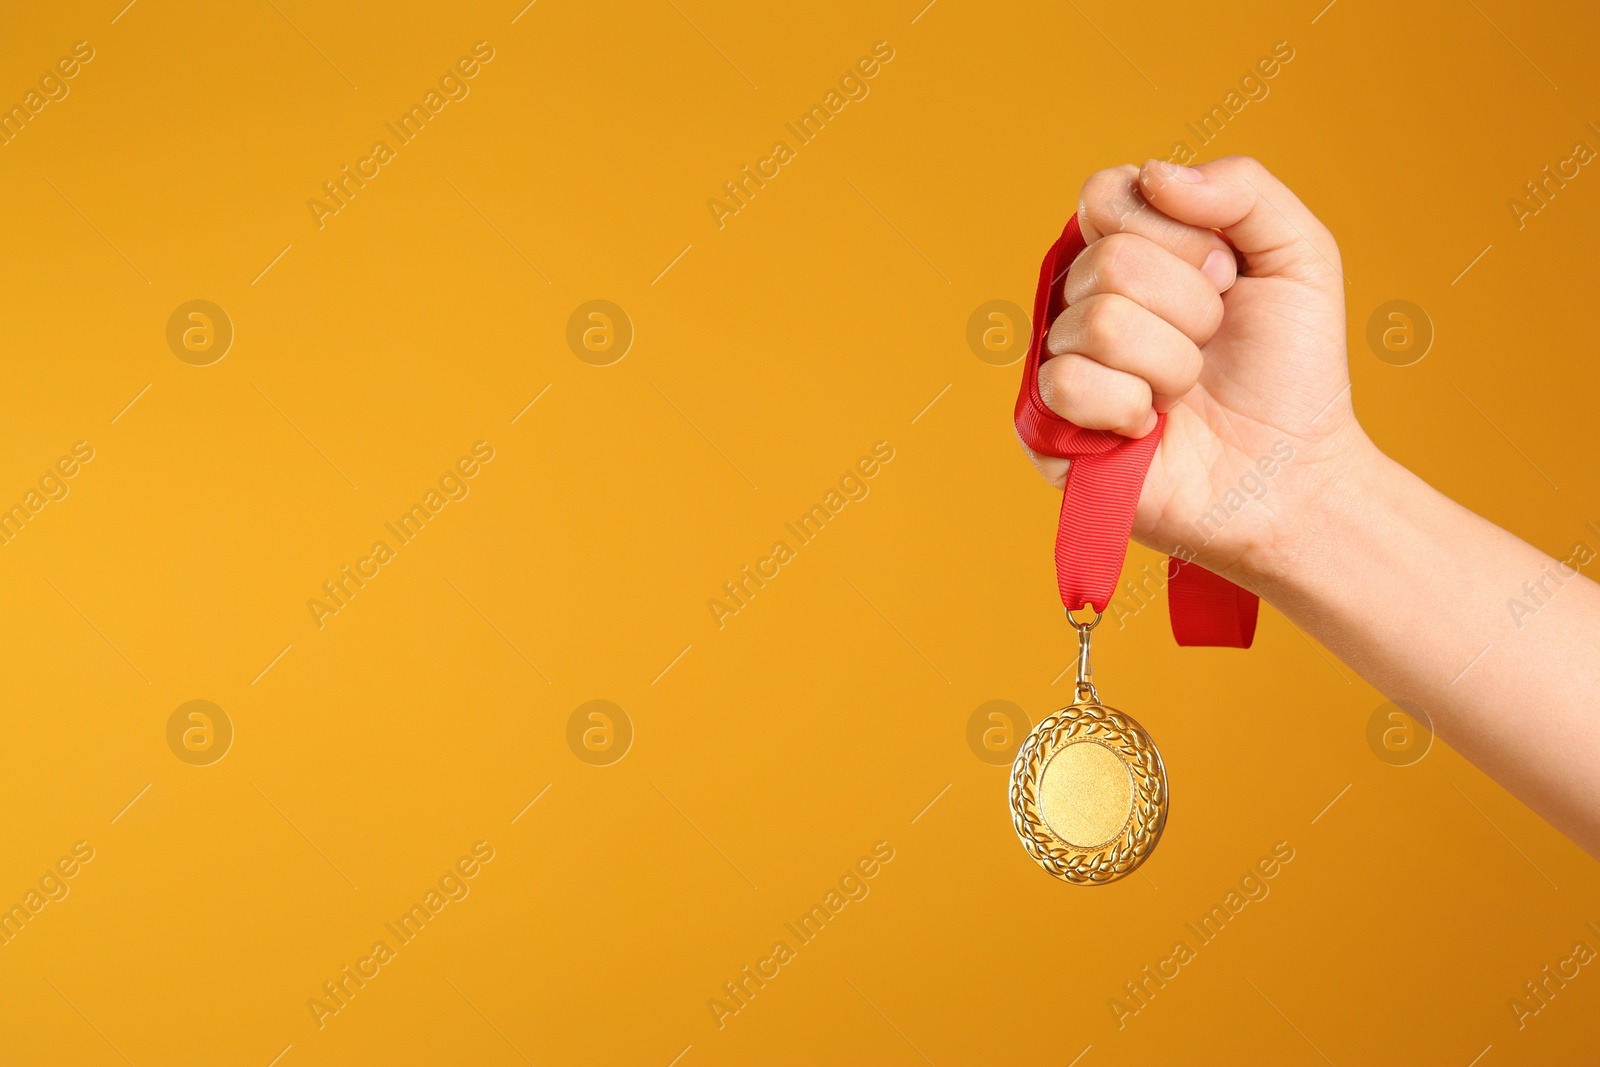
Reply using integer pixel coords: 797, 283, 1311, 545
1235, 442, 1600, 854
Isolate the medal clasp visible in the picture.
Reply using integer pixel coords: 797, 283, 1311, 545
1067, 607, 1102, 704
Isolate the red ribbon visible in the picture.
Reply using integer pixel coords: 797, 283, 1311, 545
1014, 214, 1258, 648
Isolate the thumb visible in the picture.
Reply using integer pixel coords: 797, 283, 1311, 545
1135, 156, 1342, 288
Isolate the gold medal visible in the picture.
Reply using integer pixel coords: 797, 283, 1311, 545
1009, 611, 1168, 885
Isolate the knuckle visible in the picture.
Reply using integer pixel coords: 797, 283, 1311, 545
1090, 232, 1139, 290
1079, 166, 1127, 207
1224, 153, 1266, 179
1319, 226, 1343, 268
1079, 165, 1141, 235
1078, 293, 1130, 350
1041, 353, 1083, 401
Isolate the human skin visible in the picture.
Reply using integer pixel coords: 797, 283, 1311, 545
1021, 156, 1600, 857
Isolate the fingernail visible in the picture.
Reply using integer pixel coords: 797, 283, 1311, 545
1153, 159, 1204, 184
1201, 248, 1237, 293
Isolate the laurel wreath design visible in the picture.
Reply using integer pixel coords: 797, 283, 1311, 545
1008, 701, 1167, 885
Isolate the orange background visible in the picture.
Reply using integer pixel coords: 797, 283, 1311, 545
2, 1, 1598, 1063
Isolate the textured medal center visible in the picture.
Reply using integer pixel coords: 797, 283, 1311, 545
1039, 740, 1133, 848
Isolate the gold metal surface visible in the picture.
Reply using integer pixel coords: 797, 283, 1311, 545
1039, 740, 1133, 847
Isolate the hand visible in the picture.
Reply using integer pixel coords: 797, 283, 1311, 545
1020, 156, 1374, 587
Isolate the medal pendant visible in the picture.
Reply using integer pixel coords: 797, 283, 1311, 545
1009, 612, 1168, 885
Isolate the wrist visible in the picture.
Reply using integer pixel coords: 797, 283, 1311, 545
1222, 428, 1397, 601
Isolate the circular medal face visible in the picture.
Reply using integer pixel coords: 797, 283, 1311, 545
1009, 700, 1167, 885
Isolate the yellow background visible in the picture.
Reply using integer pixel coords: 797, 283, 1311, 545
2, 0, 1598, 1063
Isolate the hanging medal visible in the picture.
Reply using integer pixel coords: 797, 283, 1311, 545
1009, 212, 1260, 886
1010, 609, 1168, 885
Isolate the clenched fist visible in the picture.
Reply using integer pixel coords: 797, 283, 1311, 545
1020, 156, 1369, 588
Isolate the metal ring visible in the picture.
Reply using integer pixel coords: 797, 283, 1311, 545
1066, 606, 1103, 631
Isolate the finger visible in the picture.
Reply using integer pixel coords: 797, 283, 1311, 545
1016, 437, 1069, 492
1077, 164, 1233, 273
1046, 294, 1203, 411
1136, 155, 1341, 286
1063, 232, 1228, 347
1037, 351, 1157, 439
